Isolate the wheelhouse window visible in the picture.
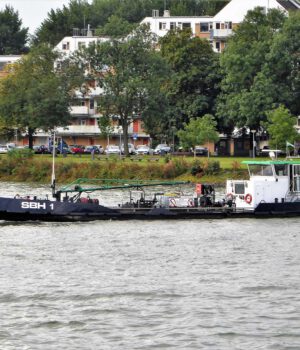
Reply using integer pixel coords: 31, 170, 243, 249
274, 164, 288, 176
234, 183, 245, 194
248, 164, 274, 176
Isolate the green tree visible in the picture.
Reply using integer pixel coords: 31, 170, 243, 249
160, 29, 221, 131
0, 45, 82, 148
80, 25, 170, 155
177, 114, 219, 157
0, 5, 29, 54
261, 11, 300, 117
264, 105, 298, 150
217, 7, 286, 131
95, 15, 135, 38
34, 0, 92, 46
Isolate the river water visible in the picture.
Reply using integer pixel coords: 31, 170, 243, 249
0, 182, 300, 350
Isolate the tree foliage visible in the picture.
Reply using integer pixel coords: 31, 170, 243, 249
177, 114, 219, 155
217, 7, 286, 131
0, 5, 29, 54
264, 105, 298, 150
80, 25, 170, 155
0, 45, 82, 147
160, 29, 221, 132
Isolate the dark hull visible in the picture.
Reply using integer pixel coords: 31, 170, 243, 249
1, 197, 300, 221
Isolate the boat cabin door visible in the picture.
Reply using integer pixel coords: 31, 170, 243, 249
291, 164, 300, 192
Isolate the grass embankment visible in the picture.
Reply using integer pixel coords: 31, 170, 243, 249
0, 151, 254, 184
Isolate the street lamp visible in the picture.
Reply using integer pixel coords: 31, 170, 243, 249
251, 130, 256, 159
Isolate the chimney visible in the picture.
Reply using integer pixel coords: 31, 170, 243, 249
163, 10, 170, 17
87, 24, 93, 36
152, 9, 159, 18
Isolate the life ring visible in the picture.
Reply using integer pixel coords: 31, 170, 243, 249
245, 193, 252, 204
169, 198, 177, 207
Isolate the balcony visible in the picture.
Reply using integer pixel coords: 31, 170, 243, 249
56, 125, 100, 135
70, 106, 89, 115
210, 29, 233, 39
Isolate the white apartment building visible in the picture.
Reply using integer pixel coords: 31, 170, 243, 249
52, 31, 150, 148
141, 0, 300, 52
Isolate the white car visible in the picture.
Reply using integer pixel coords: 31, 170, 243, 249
104, 145, 120, 155
154, 144, 171, 155
0, 145, 8, 154
121, 143, 136, 155
136, 145, 151, 155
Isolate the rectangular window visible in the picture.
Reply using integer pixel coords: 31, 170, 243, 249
249, 164, 274, 177
216, 22, 221, 29
234, 183, 245, 195
62, 42, 70, 50
159, 22, 166, 30
182, 22, 191, 29
215, 41, 220, 51
170, 22, 176, 30
90, 99, 94, 110
200, 23, 209, 32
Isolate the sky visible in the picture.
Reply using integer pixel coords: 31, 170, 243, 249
0, 0, 72, 34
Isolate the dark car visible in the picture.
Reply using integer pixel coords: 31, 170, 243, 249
194, 146, 208, 156
33, 145, 50, 154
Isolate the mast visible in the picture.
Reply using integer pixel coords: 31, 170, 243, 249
51, 130, 56, 197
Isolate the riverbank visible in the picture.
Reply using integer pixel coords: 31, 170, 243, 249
0, 152, 251, 184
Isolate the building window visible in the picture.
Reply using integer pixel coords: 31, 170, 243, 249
178, 22, 182, 29
62, 42, 70, 50
209, 23, 213, 30
216, 22, 221, 30
225, 22, 232, 29
200, 23, 209, 32
159, 22, 167, 30
215, 41, 220, 52
90, 99, 94, 110
182, 22, 191, 29
80, 119, 87, 126
170, 22, 176, 30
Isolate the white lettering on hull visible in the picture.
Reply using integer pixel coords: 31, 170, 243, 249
21, 202, 48, 210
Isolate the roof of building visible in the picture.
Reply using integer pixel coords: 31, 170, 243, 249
213, 0, 294, 22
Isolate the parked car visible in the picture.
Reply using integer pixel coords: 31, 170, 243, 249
194, 146, 208, 156
121, 143, 136, 155
154, 144, 171, 155
33, 145, 50, 154
105, 145, 120, 155
0, 145, 8, 154
136, 145, 151, 155
84, 145, 101, 154
94, 145, 104, 154
70, 145, 85, 154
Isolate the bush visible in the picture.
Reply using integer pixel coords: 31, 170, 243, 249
7, 148, 34, 160
202, 159, 220, 175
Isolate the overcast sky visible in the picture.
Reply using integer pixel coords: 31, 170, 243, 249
0, 0, 73, 34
